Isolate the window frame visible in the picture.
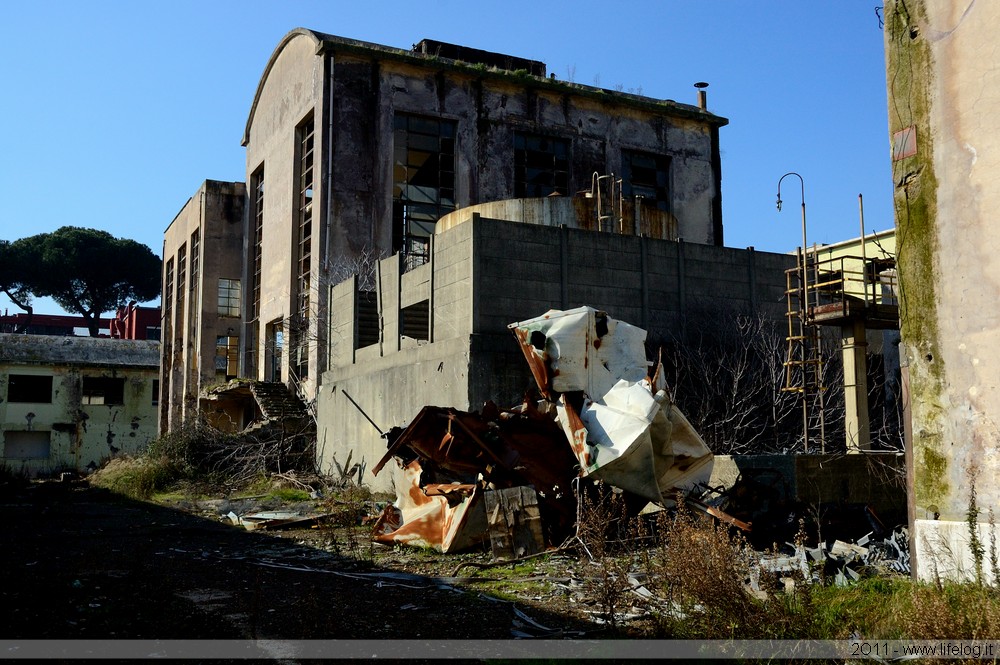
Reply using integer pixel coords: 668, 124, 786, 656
6, 374, 53, 404
218, 278, 242, 318
513, 132, 570, 198
81, 376, 126, 406
392, 113, 457, 269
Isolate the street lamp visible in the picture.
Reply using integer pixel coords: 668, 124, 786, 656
777, 172, 811, 452
776, 171, 808, 274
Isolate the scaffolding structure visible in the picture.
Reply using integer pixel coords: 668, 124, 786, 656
783, 248, 827, 453
783, 242, 900, 453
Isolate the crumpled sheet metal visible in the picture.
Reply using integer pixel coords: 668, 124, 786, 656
370, 459, 487, 552
375, 306, 715, 552
509, 306, 649, 401
371, 404, 578, 552
511, 306, 713, 505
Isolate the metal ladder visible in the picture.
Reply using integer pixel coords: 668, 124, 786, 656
783, 249, 826, 452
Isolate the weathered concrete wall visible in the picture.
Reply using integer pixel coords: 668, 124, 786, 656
884, 1, 1000, 580
709, 453, 907, 530
243, 31, 326, 397
0, 335, 159, 475
161, 180, 246, 434
317, 216, 793, 492
472, 217, 790, 340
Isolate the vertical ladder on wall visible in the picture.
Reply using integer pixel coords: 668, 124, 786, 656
783, 249, 827, 452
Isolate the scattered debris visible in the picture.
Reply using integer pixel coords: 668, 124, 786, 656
227, 510, 321, 531
826, 527, 911, 582
371, 306, 716, 553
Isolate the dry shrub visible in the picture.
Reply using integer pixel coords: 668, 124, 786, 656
577, 487, 640, 629
651, 502, 817, 639
150, 420, 313, 488
904, 583, 1000, 640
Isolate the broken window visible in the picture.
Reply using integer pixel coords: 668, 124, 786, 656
216, 336, 239, 380
266, 319, 283, 382
163, 258, 174, 338
7, 374, 53, 403
82, 377, 125, 406
248, 165, 265, 377
392, 113, 456, 270
3, 431, 50, 460
218, 278, 241, 318
190, 229, 200, 289
294, 116, 314, 380
622, 151, 671, 211
176, 243, 187, 333
401, 300, 430, 341
514, 132, 569, 198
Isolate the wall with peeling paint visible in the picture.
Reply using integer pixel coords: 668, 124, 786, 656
0, 334, 159, 476
317, 216, 793, 492
884, 0, 1000, 580
239, 29, 727, 404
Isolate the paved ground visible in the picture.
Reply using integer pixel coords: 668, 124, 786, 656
1, 479, 615, 660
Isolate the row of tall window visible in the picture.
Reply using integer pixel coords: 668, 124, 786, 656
293, 116, 315, 380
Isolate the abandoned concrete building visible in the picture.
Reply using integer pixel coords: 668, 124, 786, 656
237, 29, 729, 402
158, 29, 910, 520
0, 333, 160, 476
156, 28, 839, 493
160, 179, 246, 433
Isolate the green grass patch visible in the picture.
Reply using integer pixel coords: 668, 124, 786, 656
89, 455, 183, 500
266, 488, 312, 502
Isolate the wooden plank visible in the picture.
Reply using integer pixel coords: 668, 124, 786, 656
484, 486, 544, 559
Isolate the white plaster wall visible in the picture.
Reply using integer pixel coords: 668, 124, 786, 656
1, 365, 159, 475
915, 519, 1000, 584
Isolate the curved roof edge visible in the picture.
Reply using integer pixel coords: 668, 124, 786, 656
243, 28, 729, 147
242, 28, 323, 147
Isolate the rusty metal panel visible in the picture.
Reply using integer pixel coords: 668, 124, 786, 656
370, 459, 487, 552
508, 306, 648, 400
374, 306, 716, 553
514, 307, 713, 504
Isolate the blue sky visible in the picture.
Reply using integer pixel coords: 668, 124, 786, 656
0, 1, 891, 316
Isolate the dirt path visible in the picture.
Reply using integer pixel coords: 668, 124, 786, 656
1, 480, 603, 646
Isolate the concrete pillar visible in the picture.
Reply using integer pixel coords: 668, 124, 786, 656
842, 319, 871, 452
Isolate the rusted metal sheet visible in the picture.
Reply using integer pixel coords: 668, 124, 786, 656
508, 307, 649, 400
370, 459, 487, 552
512, 307, 714, 505
371, 402, 579, 552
